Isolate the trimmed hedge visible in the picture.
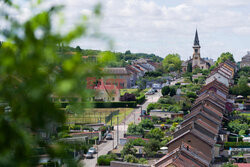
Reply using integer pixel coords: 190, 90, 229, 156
224, 142, 250, 149
93, 101, 137, 108
61, 101, 137, 108
136, 95, 145, 104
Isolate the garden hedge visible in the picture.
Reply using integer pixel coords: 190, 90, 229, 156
224, 142, 250, 149
136, 95, 145, 104
61, 101, 137, 108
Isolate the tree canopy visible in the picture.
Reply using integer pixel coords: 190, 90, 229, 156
0, 1, 113, 166
215, 52, 235, 66
162, 54, 182, 72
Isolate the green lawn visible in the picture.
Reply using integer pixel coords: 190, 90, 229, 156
66, 108, 134, 125
120, 88, 150, 96
120, 89, 137, 96
240, 113, 250, 117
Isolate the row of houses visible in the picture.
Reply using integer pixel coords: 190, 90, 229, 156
91, 59, 159, 102
103, 58, 159, 88
154, 60, 236, 167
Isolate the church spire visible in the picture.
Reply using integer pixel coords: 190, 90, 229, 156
194, 29, 200, 46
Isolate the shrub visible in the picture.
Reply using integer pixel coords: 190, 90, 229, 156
162, 86, 170, 96
130, 138, 146, 146
93, 101, 137, 108
97, 154, 117, 165
158, 97, 175, 104
127, 123, 144, 135
224, 142, 250, 149
124, 154, 139, 163
186, 92, 197, 99
169, 87, 176, 97
136, 95, 145, 104
139, 118, 154, 130
120, 93, 136, 101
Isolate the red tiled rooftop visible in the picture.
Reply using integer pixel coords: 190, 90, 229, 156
234, 163, 250, 167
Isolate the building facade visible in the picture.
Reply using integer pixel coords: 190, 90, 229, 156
240, 51, 250, 68
182, 30, 211, 72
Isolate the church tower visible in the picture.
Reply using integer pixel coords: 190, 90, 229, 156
192, 29, 201, 68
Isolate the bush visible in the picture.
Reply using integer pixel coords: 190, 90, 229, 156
139, 118, 154, 130
130, 138, 146, 146
120, 93, 136, 101
162, 86, 170, 96
97, 154, 117, 165
169, 87, 176, 97
127, 123, 144, 135
136, 95, 145, 104
124, 154, 139, 163
158, 97, 175, 104
186, 92, 197, 99
93, 101, 137, 108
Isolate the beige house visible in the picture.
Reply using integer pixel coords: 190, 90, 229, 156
93, 80, 120, 102
103, 67, 131, 88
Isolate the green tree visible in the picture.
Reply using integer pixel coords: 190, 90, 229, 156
127, 123, 144, 135
215, 52, 235, 66
144, 139, 161, 157
228, 119, 248, 134
169, 87, 176, 97
146, 128, 165, 141
121, 142, 137, 158
187, 62, 192, 72
76, 45, 82, 52
162, 54, 181, 72
98, 154, 117, 165
139, 118, 154, 130
0, 1, 113, 166
231, 75, 250, 97
124, 154, 139, 163
161, 86, 170, 96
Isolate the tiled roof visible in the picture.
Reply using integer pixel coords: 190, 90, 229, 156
199, 79, 229, 95
194, 91, 226, 109
182, 111, 220, 127
234, 163, 250, 167
195, 119, 219, 135
156, 143, 210, 167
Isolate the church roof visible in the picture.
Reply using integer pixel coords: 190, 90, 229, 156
194, 29, 200, 46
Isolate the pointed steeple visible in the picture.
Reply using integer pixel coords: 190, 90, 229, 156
194, 29, 200, 46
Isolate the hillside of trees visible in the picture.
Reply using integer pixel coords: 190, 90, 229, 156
57, 45, 163, 67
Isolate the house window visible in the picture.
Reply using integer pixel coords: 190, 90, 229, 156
188, 140, 191, 143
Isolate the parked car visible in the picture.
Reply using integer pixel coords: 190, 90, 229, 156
85, 152, 93, 159
88, 147, 97, 154
106, 133, 113, 140
146, 91, 154, 95
152, 89, 158, 93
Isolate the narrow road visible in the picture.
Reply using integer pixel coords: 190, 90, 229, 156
82, 91, 162, 167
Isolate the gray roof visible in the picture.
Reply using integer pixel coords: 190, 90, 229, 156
194, 29, 200, 46
104, 67, 129, 75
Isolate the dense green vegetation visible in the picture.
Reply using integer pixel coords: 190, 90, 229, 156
62, 47, 163, 67
162, 54, 182, 72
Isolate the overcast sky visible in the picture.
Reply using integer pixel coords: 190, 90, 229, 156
2, 0, 250, 61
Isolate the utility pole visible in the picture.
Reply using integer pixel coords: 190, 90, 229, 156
117, 117, 119, 147
111, 111, 112, 126
112, 131, 114, 149
134, 110, 135, 124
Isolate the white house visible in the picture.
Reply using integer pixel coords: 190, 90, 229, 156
206, 71, 230, 87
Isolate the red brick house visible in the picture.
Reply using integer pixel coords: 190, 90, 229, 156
155, 142, 210, 167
